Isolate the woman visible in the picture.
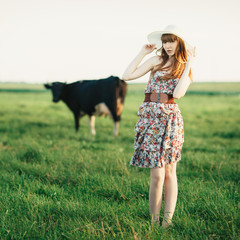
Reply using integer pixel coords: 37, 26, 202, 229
122, 25, 196, 228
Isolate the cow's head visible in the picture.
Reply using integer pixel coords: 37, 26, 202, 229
44, 82, 66, 102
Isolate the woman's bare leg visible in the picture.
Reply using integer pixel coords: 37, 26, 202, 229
162, 161, 178, 227
149, 167, 165, 224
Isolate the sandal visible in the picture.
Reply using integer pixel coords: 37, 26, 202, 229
161, 219, 173, 229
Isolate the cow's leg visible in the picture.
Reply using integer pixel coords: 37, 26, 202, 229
105, 102, 120, 136
89, 115, 96, 135
114, 121, 119, 136
74, 112, 80, 131
114, 98, 124, 136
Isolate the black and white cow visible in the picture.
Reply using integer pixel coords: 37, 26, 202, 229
44, 76, 127, 136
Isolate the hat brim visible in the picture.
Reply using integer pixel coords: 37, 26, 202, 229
147, 31, 194, 53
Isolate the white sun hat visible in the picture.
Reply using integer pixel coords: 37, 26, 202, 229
147, 25, 194, 53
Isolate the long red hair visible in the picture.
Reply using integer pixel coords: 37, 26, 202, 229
152, 34, 193, 82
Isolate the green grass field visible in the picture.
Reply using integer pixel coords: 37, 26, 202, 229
0, 82, 239, 239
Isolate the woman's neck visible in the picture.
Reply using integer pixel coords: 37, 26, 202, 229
168, 56, 174, 63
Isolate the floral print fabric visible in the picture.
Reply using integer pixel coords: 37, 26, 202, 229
130, 71, 184, 168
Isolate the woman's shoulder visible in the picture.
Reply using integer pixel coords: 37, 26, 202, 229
146, 56, 162, 73
150, 56, 162, 66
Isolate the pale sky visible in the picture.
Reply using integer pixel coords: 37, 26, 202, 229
0, 0, 239, 83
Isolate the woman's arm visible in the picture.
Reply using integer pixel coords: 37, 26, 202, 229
173, 61, 191, 99
122, 44, 161, 81
173, 47, 196, 99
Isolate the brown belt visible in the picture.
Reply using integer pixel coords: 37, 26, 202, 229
144, 93, 176, 104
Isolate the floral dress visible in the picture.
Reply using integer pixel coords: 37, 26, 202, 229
130, 71, 184, 168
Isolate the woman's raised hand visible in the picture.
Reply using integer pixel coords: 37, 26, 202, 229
187, 46, 196, 62
141, 44, 157, 55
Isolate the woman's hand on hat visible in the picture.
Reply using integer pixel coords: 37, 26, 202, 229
141, 44, 157, 55
187, 46, 196, 63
